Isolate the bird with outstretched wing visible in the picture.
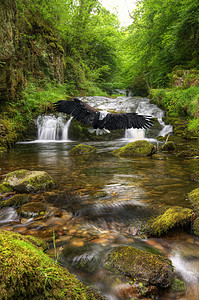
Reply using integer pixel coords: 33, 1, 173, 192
53, 98, 153, 133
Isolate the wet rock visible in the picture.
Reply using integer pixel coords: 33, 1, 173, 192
103, 245, 174, 288
0, 194, 30, 208
17, 201, 47, 218
2, 169, 54, 193
160, 141, 176, 151
188, 187, 199, 211
147, 206, 193, 236
68, 144, 97, 156
112, 140, 155, 157
0, 230, 105, 299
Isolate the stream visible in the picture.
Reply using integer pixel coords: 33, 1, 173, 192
1, 96, 199, 299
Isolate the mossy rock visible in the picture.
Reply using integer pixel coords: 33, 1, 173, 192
112, 140, 156, 157
148, 206, 193, 236
0, 194, 30, 208
192, 217, 199, 237
69, 144, 97, 156
17, 201, 47, 218
188, 187, 199, 212
171, 278, 186, 291
2, 169, 54, 193
160, 141, 176, 151
0, 230, 104, 300
0, 183, 13, 194
103, 245, 173, 288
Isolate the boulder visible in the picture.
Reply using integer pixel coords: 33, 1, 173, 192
193, 217, 199, 237
103, 245, 173, 288
1, 169, 54, 193
0, 194, 30, 208
112, 140, 155, 157
188, 187, 199, 211
147, 206, 193, 236
160, 141, 176, 151
0, 230, 104, 300
17, 201, 47, 218
69, 144, 97, 156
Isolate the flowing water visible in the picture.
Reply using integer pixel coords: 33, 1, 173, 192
1, 96, 199, 299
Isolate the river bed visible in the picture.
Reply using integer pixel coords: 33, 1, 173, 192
0, 96, 199, 299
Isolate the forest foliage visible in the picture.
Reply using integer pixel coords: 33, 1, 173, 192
1, 0, 199, 150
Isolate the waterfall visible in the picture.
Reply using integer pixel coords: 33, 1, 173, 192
37, 115, 73, 141
124, 98, 173, 140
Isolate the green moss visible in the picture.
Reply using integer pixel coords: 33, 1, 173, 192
0, 183, 13, 194
3, 169, 54, 193
188, 187, 199, 212
148, 206, 193, 236
160, 141, 176, 151
0, 194, 30, 208
0, 230, 104, 300
193, 217, 199, 237
68, 144, 97, 156
17, 202, 47, 217
171, 278, 186, 291
112, 140, 155, 157
103, 245, 173, 288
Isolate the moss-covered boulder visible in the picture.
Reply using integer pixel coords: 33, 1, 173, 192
103, 245, 173, 288
112, 140, 156, 157
148, 206, 193, 236
0, 194, 30, 208
1, 169, 54, 193
160, 141, 176, 151
0, 230, 104, 300
188, 187, 199, 211
192, 217, 199, 237
69, 144, 97, 156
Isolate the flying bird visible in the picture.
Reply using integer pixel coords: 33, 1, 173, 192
53, 98, 153, 134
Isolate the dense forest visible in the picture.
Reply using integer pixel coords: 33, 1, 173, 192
0, 0, 199, 149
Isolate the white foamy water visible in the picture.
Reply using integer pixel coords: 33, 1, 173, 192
37, 115, 73, 141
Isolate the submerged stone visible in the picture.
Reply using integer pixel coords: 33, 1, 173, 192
2, 169, 54, 193
103, 245, 173, 288
148, 206, 193, 236
189, 171, 199, 183
112, 140, 155, 157
17, 201, 47, 218
69, 144, 97, 156
0, 230, 104, 300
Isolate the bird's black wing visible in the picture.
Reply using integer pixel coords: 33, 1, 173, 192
99, 113, 153, 130
53, 99, 97, 126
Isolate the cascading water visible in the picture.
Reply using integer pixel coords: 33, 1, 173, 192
37, 115, 73, 141
36, 96, 172, 142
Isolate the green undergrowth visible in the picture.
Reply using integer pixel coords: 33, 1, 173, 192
0, 230, 104, 300
150, 86, 199, 135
